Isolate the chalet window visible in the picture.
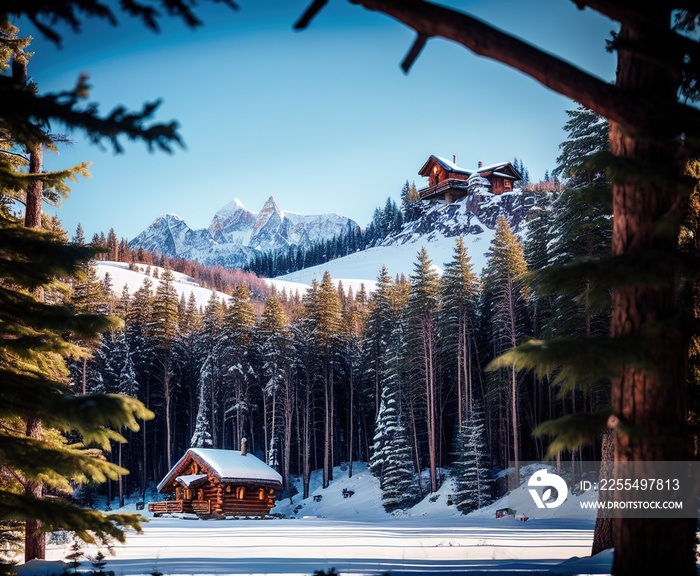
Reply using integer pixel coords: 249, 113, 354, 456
236, 486, 246, 500
258, 488, 266, 501
504, 179, 512, 190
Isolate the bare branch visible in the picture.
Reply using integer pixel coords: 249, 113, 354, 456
401, 33, 429, 73
294, 0, 329, 30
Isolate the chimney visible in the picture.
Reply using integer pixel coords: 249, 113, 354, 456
478, 160, 483, 169
241, 437, 247, 456
453, 155, 456, 164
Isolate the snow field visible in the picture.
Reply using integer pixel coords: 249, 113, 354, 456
32, 464, 611, 576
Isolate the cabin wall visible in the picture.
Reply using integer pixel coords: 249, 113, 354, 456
221, 485, 276, 516
179, 480, 276, 516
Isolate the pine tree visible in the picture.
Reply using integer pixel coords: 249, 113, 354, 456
482, 217, 528, 482
218, 284, 256, 451
192, 292, 224, 449
371, 319, 420, 512
72, 224, 85, 245
149, 269, 180, 471
258, 294, 293, 491
400, 180, 421, 222
440, 237, 480, 428
407, 247, 442, 493
451, 402, 491, 514
0, 214, 153, 566
363, 266, 395, 419
307, 271, 343, 488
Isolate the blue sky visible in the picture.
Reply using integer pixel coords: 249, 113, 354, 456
19, 0, 617, 241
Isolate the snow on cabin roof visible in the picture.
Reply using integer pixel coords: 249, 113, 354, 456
492, 171, 518, 179
476, 161, 511, 173
421, 156, 521, 179
175, 473, 208, 488
190, 448, 283, 483
432, 156, 471, 174
158, 448, 283, 492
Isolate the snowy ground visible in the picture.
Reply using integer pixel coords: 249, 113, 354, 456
19, 463, 624, 576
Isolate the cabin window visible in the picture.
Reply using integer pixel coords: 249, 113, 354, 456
258, 488, 266, 501
236, 486, 246, 500
503, 179, 512, 190
225, 485, 232, 494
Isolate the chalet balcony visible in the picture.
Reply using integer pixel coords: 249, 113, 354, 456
418, 178, 471, 200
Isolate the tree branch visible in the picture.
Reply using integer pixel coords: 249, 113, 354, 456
347, 0, 700, 136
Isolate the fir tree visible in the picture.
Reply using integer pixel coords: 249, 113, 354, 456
440, 238, 480, 428
149, 269, 180, 471
371, 318, 420, 512
482, 217, 528, 482
258, 294, 293, 487
407, 247, 442, 493
307, 271, 343, 488
219, 284, 256, 451
0, 214, 153, 566
451, 402, 491, 514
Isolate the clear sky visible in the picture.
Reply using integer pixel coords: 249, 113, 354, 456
17, 0, 617, 242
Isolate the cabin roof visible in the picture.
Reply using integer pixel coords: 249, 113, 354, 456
175, 473, 208, 488
157, 448, 283, 492
419, 155, 521, 180
419, 155, 470, 176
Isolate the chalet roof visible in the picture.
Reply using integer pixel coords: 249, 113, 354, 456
418, 155, 470, 176
157, 448, 283, 492
419, 156, 521, 180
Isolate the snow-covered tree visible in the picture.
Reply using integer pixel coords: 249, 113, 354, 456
371, 320, 420, 512
407, 247, 442, 493
451, 402, 491, 514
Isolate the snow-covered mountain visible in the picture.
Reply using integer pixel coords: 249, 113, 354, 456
129, 196, 359, 268
277, 186, 534, 286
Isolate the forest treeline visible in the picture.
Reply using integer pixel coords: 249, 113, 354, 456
70, 106, 612, 515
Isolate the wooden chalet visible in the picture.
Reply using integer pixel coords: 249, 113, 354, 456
418, 155, 521, 202
148, 441, 283, 518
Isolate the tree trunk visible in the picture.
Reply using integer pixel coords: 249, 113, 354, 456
24, 144, 43, 229
163, 353, 172, 471
118, 439, 124, 509
323, 354, 331, 489
507, 277, 520, 483
303, 370, 311, 499
609, 9, 695, 575
348, 359, 354, 478
592, 430, 614, 555
24, 418, 45, 561
422, 317, 437, 493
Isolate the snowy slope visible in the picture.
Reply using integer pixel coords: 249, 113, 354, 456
276, 214, 497, 286
95, 261, 311, 307
95, 261, 229, 307
275, 185, 534, 286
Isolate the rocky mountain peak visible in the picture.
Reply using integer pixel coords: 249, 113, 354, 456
129, 196, 359, 269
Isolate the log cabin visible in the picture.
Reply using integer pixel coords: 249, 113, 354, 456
418, 155, 521, 203
148, 440, 283, 518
